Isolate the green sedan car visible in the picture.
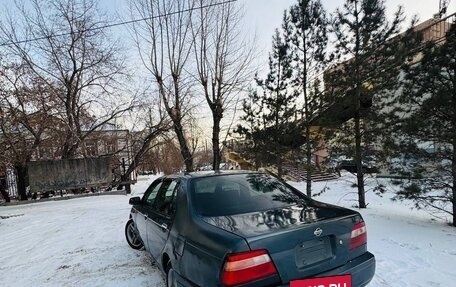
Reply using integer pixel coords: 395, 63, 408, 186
125, 171, 375, 287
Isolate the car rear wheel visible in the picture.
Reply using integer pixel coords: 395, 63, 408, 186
125, 219, 143, 250
166, 262, 177, 287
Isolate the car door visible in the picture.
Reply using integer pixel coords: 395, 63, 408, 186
145, 178, 179, 261
135, 179, 163, 251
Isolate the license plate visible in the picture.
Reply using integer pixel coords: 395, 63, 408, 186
290, 274, 352, 287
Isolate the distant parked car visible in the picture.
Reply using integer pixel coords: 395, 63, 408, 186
125, 171, 375, 287
336, 160, 378, 174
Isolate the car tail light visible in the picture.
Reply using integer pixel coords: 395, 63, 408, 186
349, 221, 367, 249
221, 249, 278, 286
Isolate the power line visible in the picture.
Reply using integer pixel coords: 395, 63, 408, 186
0, 0, 237, 47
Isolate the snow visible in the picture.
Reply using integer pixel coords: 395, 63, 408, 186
1, 172, 455, 287
0, 175, 165, 287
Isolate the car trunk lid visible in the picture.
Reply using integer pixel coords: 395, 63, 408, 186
203, 202, 362, 283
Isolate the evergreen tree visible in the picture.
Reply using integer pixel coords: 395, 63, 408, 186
258, 23, 297, 178
235, 89, 268, 170
237, 14, 300, 178
328, 0, 405, 208
289, 0, 328, 196
394, 23, 456, 227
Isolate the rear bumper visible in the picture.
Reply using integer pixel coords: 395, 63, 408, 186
174, 252, 375, 287
279, 252, 376, 287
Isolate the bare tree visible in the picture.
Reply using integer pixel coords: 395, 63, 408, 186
0, 0, 134, 160
129, 0, 197, 172
0, 63, 57, 200
124, 115, 172, 179
191, 0, 254, 171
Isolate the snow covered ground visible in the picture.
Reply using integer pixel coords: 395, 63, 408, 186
0, 173, 455, 287
0, 176, 165, 287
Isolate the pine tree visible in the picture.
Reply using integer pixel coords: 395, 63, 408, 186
258, 21, 298, 178
237, 14, 300, 178
235, 89, 268, 170
289, 0, 328, 197
394, 23, 456, 226
328, 0, 405, 208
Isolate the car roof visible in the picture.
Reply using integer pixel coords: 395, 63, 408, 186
164, 170, 261, 180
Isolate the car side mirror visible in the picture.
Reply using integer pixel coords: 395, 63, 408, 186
129, 196, 142, 205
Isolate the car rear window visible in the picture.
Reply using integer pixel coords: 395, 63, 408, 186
190, 173, 308, 216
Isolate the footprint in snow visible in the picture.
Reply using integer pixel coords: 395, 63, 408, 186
381, 238, 421, 251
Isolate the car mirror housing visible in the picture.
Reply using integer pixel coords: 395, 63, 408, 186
129, 196, 142, 205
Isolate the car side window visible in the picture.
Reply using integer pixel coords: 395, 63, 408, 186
153, 179, 179, 217
143, 181, 163, 206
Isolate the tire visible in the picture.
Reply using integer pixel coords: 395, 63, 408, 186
166, 261, 177, 287
125, 219, 143, 250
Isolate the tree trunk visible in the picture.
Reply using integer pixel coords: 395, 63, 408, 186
212, 113, 222, 171
120, 174, 131, 194
15, 164, 29, 201
0, 181, 10, 203
277, 155, 283, 179
62, 101, 76, 160
124, 127, 167, 177
449, 65, 456, 227
452, 152, 456, 227
353, 2, 366, 209
306, 125, 312, 197
452, 132, 456, 227
354, 112, 366, 208
173, 122, 193, 172
61, 134, 79, 159
275, 121, 282, 178
301, 1, 312, 197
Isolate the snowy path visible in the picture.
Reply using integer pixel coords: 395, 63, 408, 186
1, 173, 455, 287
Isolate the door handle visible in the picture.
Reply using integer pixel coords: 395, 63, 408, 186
144, 215, 148, 220
160, 223, 168, 231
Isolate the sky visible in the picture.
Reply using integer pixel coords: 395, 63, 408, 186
243, 0, 456, 68
98, 0, 456, 69
5, 0, 454, 75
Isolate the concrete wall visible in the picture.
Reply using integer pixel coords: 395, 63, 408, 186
28, 157, 112, 192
